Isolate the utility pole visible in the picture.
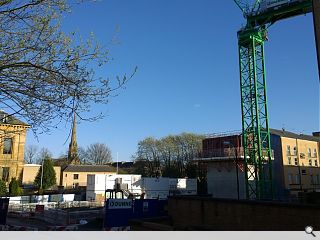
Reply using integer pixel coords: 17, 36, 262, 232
40, 159, 44, 190
116, 152, 119, 174
313, 0, 320, 80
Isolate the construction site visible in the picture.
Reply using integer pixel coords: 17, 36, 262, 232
0, 0, 319, 232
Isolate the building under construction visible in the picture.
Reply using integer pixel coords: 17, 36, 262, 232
196, 129, 320, 201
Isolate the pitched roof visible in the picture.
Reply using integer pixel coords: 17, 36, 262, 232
111, 161, 134, 168
63, 164, 116, 173
0, 111, 29, 126
270, 128, 320, 142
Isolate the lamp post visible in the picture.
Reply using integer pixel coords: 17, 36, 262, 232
223, 140, 240, 200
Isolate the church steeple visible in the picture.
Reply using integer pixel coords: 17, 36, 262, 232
68, 112, 80, 164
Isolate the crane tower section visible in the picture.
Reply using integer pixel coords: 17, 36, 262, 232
235, 0, 313, 199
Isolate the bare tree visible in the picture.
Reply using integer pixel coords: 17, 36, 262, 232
24, 145, 39, 164
86, 143, 112, 165
37, 147, 52, 164
78, 146, 88, 164
0, 1, 136, 133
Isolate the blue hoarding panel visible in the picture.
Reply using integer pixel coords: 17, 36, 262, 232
104, 199, 168, 229
105, 199, 134, 228
0, 198, 9, 225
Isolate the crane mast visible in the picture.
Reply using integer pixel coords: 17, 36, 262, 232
235, 0, 313, 199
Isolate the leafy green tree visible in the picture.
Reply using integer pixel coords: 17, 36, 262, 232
0, 179, 7, 196
0, 1, 135, 133
9, 178, 22, 196
135, 133, 204, 178
34, 157, 57, 190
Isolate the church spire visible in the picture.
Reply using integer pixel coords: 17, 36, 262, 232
68, 112, 80, 164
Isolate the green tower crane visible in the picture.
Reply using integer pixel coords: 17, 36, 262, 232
234, 0, 314, 200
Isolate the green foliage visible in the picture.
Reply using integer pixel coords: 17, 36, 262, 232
0, 179, 7, 196
9, 178, 22, 196
34, 156, 57, 190
135, 133, 205, 178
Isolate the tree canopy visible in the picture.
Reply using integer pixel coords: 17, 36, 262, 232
0, 179, 7, 196
34, 156, 56, 190
84, 143, 112, 165
0, 0, 135, 133
134, 133, 204, 178
9, 178, 22, 196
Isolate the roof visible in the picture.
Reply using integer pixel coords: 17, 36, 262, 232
111, 161, 134, 168
203, 128, 320, 142
24, 164, 41, 167
270, 129, 320, 142
63, 164, 116, 173
0, 111, 29, 126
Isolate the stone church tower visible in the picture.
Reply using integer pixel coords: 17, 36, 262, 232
68, 112, 80, 165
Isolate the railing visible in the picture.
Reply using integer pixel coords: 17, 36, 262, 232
197, 147, 274, 160
7, 201, 104, 213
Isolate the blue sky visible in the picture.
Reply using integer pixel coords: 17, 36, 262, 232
26, 0, 319, 161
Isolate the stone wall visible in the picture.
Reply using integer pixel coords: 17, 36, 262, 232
168, 196, 320, 230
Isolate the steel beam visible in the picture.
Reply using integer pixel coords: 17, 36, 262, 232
313, 0, 320, 80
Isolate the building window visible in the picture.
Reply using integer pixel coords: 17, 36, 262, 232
286, 145, 291, 155
314, 149, 317, 158
315, 160, 318, 167
309, 159, 313, 166
288, 173, 293, 184
3, 138, 12, 154
301, 169, 307, 175
65, 174, 67, 177
73, 174, 79, 180
308, 148, 312, 157
288, 157, 291, 165
2, 167, 9, 182
293, 147, 297, 156
294, 158, 298, 166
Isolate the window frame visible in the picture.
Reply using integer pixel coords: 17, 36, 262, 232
3, 138, 13, 155
2, 167, 10, 182
293, 146, 297, 155
73, 174, 79, 180
308, 148, 312, 157
286, 145, 291, 155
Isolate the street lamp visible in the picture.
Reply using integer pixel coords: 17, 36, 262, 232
223, 140, 240, 200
